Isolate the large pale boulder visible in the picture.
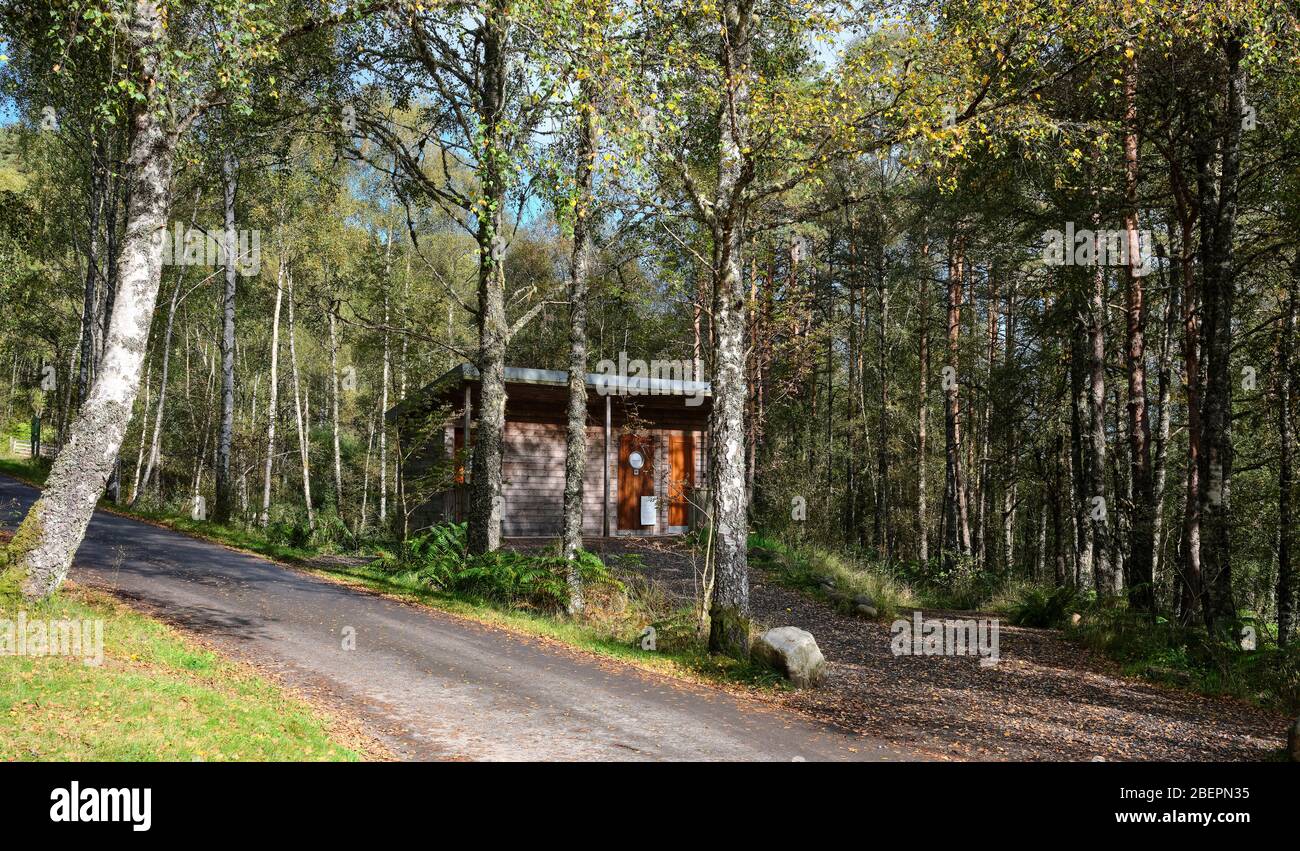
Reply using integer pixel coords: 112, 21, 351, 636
752, 627, 826, 688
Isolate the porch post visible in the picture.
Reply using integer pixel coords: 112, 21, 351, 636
603, 394, 611, 537
463, 383, 472, 519
463, 383, 472, 466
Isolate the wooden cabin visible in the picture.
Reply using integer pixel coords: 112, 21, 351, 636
387, 363, 711, 538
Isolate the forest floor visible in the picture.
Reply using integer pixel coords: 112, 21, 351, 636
592, 538, 1289, 761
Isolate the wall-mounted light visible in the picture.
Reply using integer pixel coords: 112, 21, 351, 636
629, 450, 644, 475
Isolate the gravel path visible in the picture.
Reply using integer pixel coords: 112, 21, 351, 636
0, 475, 909, 762
595, 537, 1287, 761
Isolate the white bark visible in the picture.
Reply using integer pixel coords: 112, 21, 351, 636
8, 0, 174, 600
705, 0, 754, 657
329, 307, 344, 515
260, 259, 285, 526
286, 269, 314, 530
214, 152, 238, 522
128, 354, 151, 502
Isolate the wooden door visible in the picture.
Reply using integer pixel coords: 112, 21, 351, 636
668, 433, 694, 526
452, 427, 466, 484
618, 434, 656, 530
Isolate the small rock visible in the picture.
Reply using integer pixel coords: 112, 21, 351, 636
752, 626, 827, 688
816, 577, 836, 591
853, 594, 875, 608
1070, 613, 1082, 626
855, 604, 878, 619
1289, 716, 1300, 763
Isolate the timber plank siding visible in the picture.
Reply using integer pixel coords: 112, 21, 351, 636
391, 364, 710, 539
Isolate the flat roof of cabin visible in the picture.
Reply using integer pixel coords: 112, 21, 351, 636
387, 362, 712, 425
436, 362, 710, 397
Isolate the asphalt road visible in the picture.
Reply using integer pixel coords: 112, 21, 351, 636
0, 474, 911, 762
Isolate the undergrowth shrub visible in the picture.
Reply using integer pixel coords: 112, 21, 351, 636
264, 504, 314, 549
595, 564, 699, 653
748, 534, 914, 619
1074, 607, 1300, 714
307, 509, 351, 551
892, 555, 1003, 610
377, 522, 621, 614
1002, 582, 1091, 628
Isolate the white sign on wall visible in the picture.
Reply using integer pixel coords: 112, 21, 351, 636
640, 496, 657, 527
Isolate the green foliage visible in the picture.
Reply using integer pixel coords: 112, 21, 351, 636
0, 585, 361, 761
264, 504, 314, 549
398, 520, 467, 573
748, 533, 915, 619
377, 522, 619, 614
1073, 607, 1300, 715
889, 558, 1008, 613
1003, 582, 1091, 628
457, 550, 613, 612
307, 508, 352, 551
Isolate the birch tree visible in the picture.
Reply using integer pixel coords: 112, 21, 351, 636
1, 0, 377, 599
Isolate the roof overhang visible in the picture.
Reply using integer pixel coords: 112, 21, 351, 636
387, 362, 712, 423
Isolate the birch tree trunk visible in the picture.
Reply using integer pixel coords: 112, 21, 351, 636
128, 354, 151, 502
875, 243, 890, 560
465, 1, 509, 556
260, 259, 284, 526
976, 271, 996, 568
286, 270, 314, 530
379, 269, 390, 529
6, 0, 174, 600
943, 236, 972, 563
1151, 228, 1180, 595
1071, 301, 1093, 586
917, 240, 930, 565
213, 152, 239, 523
359, 401, 376, 534
704, 0, 755, 658
1002, 278, 1018, 570
76, 165, 102, 410
561, 80, 597, 614
329, 305, 344, 514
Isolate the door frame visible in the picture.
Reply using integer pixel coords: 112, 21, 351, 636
617, 433, 657, 531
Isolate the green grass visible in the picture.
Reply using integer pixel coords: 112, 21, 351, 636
302, 556, 786, 691
0, 583, 366, 761
0, 453, 49, 486
748, 533, 916, 620
126, 506, 322, 564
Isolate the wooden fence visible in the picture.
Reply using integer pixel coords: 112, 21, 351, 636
8, 437, 58, 459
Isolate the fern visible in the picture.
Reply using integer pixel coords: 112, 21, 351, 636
377, 523, 619, 612
1008, 584, 1086, 628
